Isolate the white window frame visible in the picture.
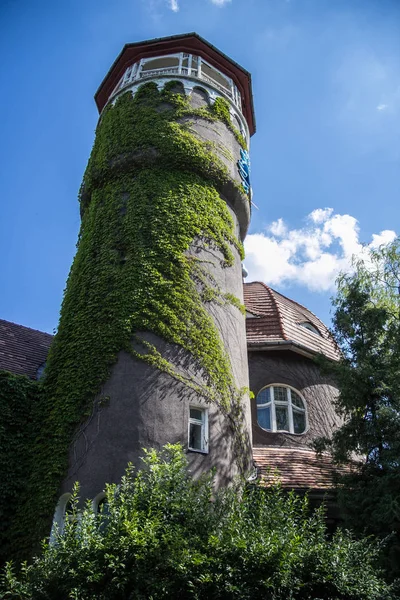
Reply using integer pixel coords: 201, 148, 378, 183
188, 406, 209, 453
49, 492, 72, 543
256, 384, 308, 435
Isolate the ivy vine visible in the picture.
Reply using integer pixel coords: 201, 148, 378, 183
7, 81, 251, 562
0, 372, 40, 564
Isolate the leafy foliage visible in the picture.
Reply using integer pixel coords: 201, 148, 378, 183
0, 372, 40, 564
1, 445, 393, 600
315, 238, 400, 578
6, 82, 250, 561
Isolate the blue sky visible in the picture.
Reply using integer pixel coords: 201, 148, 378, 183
1, 0, 399, 333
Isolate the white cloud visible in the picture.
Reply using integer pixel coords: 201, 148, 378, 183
210, 0, 231, 5
370, 230, 397, 249
269, 218, 287, 236
309, 207, 333, 224
376, 103, 388, 111
168, 0, 179, 10
244, 208, 396, 292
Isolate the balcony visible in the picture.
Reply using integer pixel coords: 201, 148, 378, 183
110, 52, 243, 111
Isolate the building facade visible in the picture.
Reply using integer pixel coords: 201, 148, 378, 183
0, 34, 341, 558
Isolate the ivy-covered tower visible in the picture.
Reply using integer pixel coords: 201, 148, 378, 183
15, 33, 256, 552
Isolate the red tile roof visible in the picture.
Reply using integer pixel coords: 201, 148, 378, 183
244, 282, 340, 361
0, 319, 53, 379
253, 446, 338, 490
0, 282, 336, 378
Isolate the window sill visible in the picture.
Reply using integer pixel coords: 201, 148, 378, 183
187, 447, 209, 455
258, 427, 308, 436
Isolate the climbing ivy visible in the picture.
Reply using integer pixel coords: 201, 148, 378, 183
7, 81, 251, 562
0, 372, 40, 564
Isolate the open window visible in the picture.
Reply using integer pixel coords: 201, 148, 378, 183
188, 407, 208, 453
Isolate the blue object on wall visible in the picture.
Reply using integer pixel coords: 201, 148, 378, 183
237, 148, 251, 194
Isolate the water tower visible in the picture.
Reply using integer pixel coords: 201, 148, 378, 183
48, 33, 256, 519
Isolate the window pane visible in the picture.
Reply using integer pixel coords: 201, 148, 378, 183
274, 387, 288, 404
256, 387, 271, 405
257, 406, 271, 430
291, 391, 304, 409
189, 423, 202, 450
190, 408, 203, 421
293, 410, 306, 434
97, 498, 110, 515
142, 57, 179, 71
276, 406, 289, 431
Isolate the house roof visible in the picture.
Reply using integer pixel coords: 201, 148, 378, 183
243, 282, 340, 361
0, 319, 53, 379
0, 281, 337, 379
94, 32, 256, 136
253, 446, 338, 490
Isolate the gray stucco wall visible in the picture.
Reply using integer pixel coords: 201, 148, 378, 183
61, 231, 252, 501
248, 350, 341, 448
59, 89, 252, 503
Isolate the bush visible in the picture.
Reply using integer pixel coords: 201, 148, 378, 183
1, 445, 394, 599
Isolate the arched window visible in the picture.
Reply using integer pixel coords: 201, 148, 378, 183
92, 493, 110, 515
92, 493, 110, 532
256, 385, 307, 434
50, 493, 72, 543
190, 86, 210, 109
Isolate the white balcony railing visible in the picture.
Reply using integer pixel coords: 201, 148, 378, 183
110, 52, 242, 111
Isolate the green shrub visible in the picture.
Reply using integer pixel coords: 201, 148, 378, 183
1, 445, 394, 600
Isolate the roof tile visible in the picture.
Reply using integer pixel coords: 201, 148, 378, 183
244, 282, 340, 361
253, 446, 338, 489
0, 319, 53, 379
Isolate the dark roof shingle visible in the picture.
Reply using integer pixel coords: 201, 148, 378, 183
0, 319, 53, 379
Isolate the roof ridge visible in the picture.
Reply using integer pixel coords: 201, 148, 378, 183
269, 288, 341, 355
268, 287, 326, 327
244, 281, 340, 359
0, 318, 53, 338
245, 281, 326, 325
256, 282, 288, 341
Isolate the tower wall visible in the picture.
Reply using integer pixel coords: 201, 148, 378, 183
41, 72, 253, 515
6, 35, 257, 559
58, 81, 252, 496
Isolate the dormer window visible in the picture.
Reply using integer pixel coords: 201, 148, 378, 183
299, 322, 321, 336
256, 385, 307, 434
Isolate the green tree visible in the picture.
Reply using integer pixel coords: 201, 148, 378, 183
1, 444, 393, 599
315, 238, 400, 578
